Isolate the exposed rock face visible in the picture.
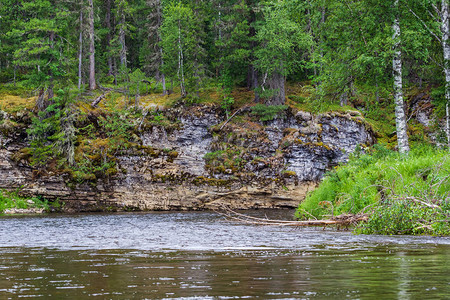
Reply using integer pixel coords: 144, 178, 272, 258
0, 106, 375, 212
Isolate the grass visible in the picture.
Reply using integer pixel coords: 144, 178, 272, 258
0, 190, 49, 214
296, 144, 450, 235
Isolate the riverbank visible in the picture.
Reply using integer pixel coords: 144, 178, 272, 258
0, 190, 49, 215
296, 145, 450, 236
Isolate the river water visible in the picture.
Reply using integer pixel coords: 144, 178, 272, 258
0, 210, 449, 299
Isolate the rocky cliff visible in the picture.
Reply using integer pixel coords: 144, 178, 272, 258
0, 105, 374, 211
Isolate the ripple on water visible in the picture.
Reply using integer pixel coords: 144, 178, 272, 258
0, 211, 449, 299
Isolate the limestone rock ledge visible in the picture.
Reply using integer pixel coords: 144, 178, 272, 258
0, 105, 374, 212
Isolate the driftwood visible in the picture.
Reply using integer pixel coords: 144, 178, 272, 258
216, 205, 368, 228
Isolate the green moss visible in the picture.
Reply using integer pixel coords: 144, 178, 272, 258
204, 147, 247, 175
192, 176, 233, 187
168, 150, 178, 158
12, 148, 33, 162
282, 170, 297, 177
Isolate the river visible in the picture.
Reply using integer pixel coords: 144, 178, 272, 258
1, 210, 449, 299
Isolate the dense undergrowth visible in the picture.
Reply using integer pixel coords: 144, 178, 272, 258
296, 145, 450, 235
0, 190, 49, 214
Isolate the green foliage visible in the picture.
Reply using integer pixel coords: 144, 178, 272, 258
71, 108, 134, 183
251, 104, 288, 121
356, 199, 450, 236
254, 1, 312, 78
296, 145, 450, 235
204, 148, 247, 174
0, 189, 49, 213
160, 2, 206, 97
27, 89, 76, 167
219, 73, 235, 116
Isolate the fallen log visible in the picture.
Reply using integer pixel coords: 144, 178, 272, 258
91, 93, 107, 108
216, 205, 368, 228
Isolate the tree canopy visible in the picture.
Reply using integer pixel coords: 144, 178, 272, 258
1, 0, 450, 151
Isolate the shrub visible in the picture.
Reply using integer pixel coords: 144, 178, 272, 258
296, 145, 450, 235
251, 104, 288, 122
0, 190, 49, 213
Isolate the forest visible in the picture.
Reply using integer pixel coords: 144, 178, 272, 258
0, 0, 449, 145
1, 0, 450, 234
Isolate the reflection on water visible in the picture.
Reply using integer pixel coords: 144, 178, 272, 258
0, 211, 449, 299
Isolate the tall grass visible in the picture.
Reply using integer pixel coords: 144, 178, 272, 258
296, 145, 450, 235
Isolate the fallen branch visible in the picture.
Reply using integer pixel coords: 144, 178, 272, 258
91, 93, 107, 108
220, 106, 248, 131
216, 205, 368, 228
393, 196, 442, 210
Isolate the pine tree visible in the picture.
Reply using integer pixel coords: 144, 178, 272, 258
9, 0, 72, 105
254, 1, 311, 105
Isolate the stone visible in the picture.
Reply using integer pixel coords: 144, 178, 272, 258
0, 105, 375, 212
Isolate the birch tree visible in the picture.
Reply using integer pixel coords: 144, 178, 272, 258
441, 0, 450, 148
145, 0, 167, 94
161, 2, 203, 98
78, 7, 84, 90
407, 0, 450, 148
392, 0, 410, 154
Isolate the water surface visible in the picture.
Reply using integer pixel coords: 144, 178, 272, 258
1, 211, 449, 299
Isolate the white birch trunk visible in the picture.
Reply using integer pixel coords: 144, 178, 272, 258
88, 0, 96, 90
441, 0, 450, 148
78, 10, 83, 90
392, 1, 410, 154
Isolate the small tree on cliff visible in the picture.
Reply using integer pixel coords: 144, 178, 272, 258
254, 1, 311, 105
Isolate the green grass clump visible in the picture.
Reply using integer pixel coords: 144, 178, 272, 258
296, 145, 450, 235
0, 190, 49, 213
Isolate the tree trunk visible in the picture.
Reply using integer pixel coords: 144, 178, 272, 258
246, 3, 258, 99
340, 92, 348, 107
441, 0, 450, 148
161, 67, 167, 95
78, 9, 83, 90
135, 81, 140, 108
88, 0, 96, 90
264, 69, 285, 106
248, 65, 259, 102
392, 0, 410, 154
106, 0, 113, 76
119, 11, 127, 69
307, 0, 317, 79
